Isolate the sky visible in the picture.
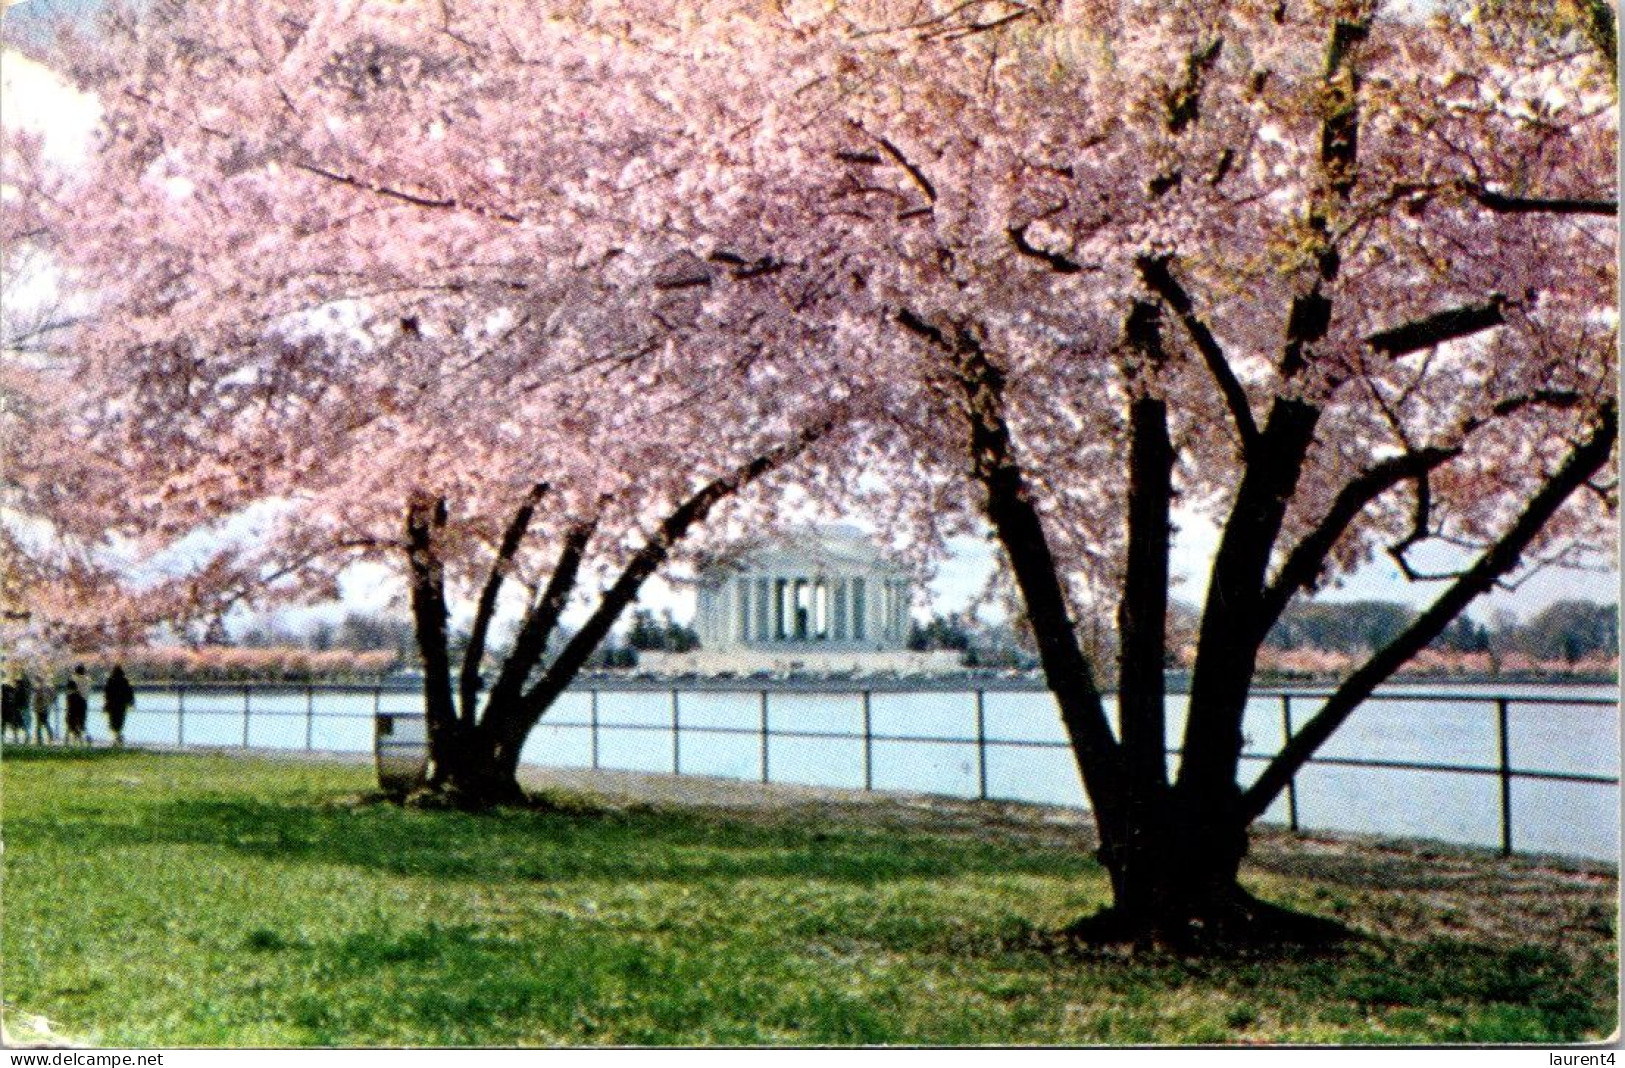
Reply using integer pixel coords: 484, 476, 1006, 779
2, 18, 1617, 637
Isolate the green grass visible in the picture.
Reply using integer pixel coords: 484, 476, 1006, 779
1, 749, 1616, 1046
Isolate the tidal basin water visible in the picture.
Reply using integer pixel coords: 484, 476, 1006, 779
104, 680, 1618, 863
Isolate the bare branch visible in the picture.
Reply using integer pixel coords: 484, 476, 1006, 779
1007, 224, 1085, 274
459, 481, 550, 724
1365, 296, 1505, 357
481, 416, 839, 759
1241, 401, 1619, 822
1264, 388, 1585, 623
1118, 299, 1175, 795
1276, 13, 1371, 379
405, 494, 459, 754
481, 516, 596, 722
1467, 185, 1617, 217
853, 122, 938, 206
289, 160, 523, 223
1136, 254, 1260, 455
896, 306, 1128, 835
1164, 37, 1224, 134
1260, 444, 1459, 626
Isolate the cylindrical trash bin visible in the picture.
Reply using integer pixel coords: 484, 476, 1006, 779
375, 712, 428, 794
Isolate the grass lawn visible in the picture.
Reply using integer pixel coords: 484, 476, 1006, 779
1, 748, 1616, 1046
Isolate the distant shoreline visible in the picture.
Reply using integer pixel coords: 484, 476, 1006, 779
1246, 671, 1618, 689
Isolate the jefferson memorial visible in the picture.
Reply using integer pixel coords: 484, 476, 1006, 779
640, 526, 963, 675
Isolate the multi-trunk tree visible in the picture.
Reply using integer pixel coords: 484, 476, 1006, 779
3, 0, 874, 805
666, 0, 1617, 944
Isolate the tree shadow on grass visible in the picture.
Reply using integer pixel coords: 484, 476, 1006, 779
8, 793, 1097, 888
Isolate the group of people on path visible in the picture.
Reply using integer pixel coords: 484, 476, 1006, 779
2, 664, 136, 747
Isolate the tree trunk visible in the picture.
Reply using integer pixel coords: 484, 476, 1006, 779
1078, 798, 1345, 950
415, 712, 530, 809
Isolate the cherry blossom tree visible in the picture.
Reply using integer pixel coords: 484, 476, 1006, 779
3, 0, 876, 805
656, 0, 1617, 945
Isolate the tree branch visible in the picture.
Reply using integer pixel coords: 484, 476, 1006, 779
1164, 37, 1224, 134
853, 123, 937, 207
1261, 389, 1584, 631
1582, 0, 1617, 79
1260, 446, 1459, 630
459, 481, 549, 725
405, 494, 459, 765
1118, 301, 1175, 798
480, 516, 597, 723
897, 307, 1127, 838
1365, 296, 1505, 357
1241, 401, 1618, 822
1466, 185, 1618, 217
1007, 224, 1085, 274
1277, 14, 1370, 379
1136, 253, 1260, 455
290, 160, 523, 223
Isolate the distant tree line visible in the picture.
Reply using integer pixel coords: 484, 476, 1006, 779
906, 598, 1617, 678
214, 599, 1614, 682
1267, 598, 1618, 664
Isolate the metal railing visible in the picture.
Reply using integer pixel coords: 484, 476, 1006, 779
69, 678, 1618, 860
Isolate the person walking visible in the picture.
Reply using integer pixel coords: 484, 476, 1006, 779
104, 665, 135, 747
1, 672, 20, 743
13, 671, 33, 744
65, 665, 91, 746
30, 671, 54, 744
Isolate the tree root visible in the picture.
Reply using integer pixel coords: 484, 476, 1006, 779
399, 778, 531, 812
392, 780, 610, 816
1060, 888, 1356, 957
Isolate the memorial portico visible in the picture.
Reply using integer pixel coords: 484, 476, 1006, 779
694, 527, 913, 653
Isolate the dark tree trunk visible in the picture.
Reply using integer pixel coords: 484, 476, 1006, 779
412, 711, 531, 809
1103, 302, 1191, 946
1079, 810, 1346, 950
403, 420, 833, 810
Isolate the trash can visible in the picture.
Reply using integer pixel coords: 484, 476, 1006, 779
375, 712, 428, 794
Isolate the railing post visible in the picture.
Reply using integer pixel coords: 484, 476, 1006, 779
305, 684, 315, 751
1281, 694, 1300, 834
1496, 697, 1513, 857
759, 690, 770, 784
242, 685, 252, 749
177, 682, 186, 747
861, 690, 873, 792
671, 688, 681, 776
975, 689, 988, 801
590, 689, 600, 771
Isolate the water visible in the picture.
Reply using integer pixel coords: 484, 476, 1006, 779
66, 680, 1619, 863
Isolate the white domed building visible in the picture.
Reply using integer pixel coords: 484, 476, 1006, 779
640, 526, 964, 675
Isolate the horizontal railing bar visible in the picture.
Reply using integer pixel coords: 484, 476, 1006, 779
1241, 752, 1619, 784
1262, 691, 1615, 707
1504, 768, 1620, 785
126, 679, 1619, 704
130, 711, 381, 720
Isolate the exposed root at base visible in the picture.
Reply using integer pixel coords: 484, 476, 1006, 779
1056, 892, 1357, 958
383, 782, 612, 816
